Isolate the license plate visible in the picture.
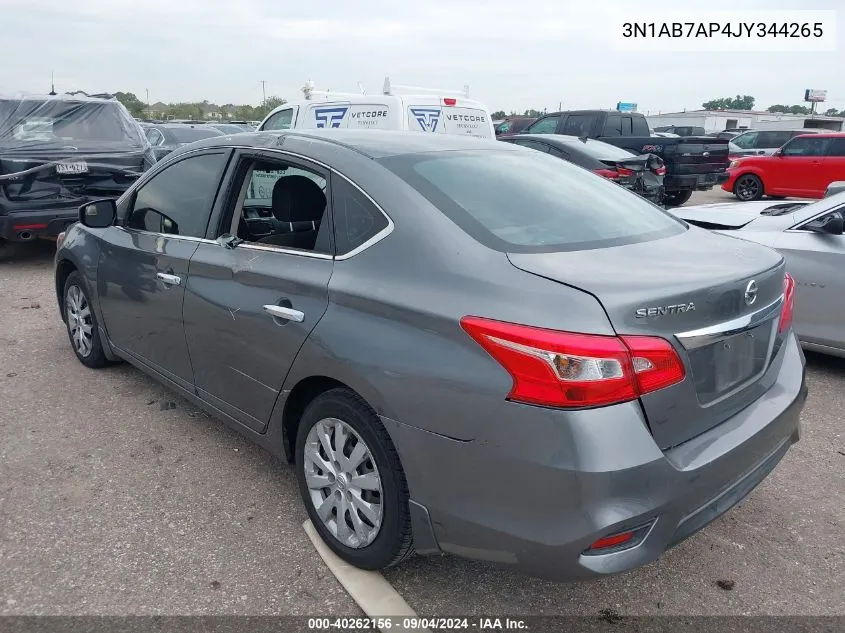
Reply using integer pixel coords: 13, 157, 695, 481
56, 161, 88, 175
714, 331, 757, 392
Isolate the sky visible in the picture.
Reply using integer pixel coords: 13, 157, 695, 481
1, 0, 842, 115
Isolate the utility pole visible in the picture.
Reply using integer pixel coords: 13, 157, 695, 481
261, 80, 266, 106
146, 88, 150, 117
49, 71, 56, 95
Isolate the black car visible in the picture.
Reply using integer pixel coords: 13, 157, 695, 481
494, 117, 537, 136
0, 94, 154, 247
501, 134, 666, 204
143, 124, 224, 161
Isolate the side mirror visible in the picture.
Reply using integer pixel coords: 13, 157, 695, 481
773, 149, 785, 157
79, 199, 117, 229
804, 211, 844, 235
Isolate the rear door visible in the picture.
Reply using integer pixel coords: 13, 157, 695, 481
821, 137, 845, 191
96, 150, 231, 390
772, 136, 831, 196
182, 149, 334, 431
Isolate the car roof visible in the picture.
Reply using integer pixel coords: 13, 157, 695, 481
172, 129, 512, 159
794, 132, 845, 138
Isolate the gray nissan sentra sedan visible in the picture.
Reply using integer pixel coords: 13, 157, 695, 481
54, 129, 807, 581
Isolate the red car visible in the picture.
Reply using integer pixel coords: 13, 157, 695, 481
723, 132, 845, 201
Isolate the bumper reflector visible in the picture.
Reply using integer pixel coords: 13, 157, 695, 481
584, 521, 654, 555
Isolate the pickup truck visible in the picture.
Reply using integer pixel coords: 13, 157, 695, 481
512, 110, 730, 206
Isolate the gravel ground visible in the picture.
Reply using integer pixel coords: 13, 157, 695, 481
1, 192, 842, 616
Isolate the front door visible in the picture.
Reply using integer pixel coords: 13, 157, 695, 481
182, 150, 334, 431
96, 150, 232, 389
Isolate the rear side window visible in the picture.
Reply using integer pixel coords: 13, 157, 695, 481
507, 139, 550, 153
825, 138, 845, 157
756, 131, 791, 147
731, 132, 758, 149
330, 176, 390, 256
380, 150, 683, 253
263, 109, 294, 131
631, 116, 650, 136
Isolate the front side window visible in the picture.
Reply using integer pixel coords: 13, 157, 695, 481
262, 109, 294, 131
782, 136, 830, 156
508, 139, 550, 153
603, 114, 622, 136
127, 152, 229, 238
525, 116, 559, 135
381, 149, 684, 253
145, 128, 164, 145
561, 114, 593, 137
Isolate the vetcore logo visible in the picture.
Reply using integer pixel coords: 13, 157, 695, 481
410, 107, 441, 132
314, 107, 349, 128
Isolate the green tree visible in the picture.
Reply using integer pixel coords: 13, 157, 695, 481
702, 95, 755, 110
767, 104, 810, 115
114, 91, 146, 118
491, 110, 507, 119
523, 109, 545, 118
253, 96, 287, 120
824, 108, 845, 117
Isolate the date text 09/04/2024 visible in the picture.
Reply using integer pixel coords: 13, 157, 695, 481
307, 617, 528, 630
622, 22, 824, 38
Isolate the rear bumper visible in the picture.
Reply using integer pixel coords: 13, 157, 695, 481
0, 206, 80, 241
386, 333, 806, 581
666, 172, 730, 192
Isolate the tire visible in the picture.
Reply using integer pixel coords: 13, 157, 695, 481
63, 271, 109, 369
733, 174, 764, 201
295, 387, 414, 570
662, 190, 693, 207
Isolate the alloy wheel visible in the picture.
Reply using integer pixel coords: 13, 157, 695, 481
66, 285, 94, 357
303, 417, 384, 548
736, 175, 761, 201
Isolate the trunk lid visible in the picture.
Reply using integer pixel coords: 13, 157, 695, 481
507, 227, 787, 450
0, 150, 146, 203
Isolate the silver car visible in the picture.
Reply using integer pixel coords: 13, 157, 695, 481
673, 193, 845, 357
54, 130, 806, 580
729, 129, 823, 157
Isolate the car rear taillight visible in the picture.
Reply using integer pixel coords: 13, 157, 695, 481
443, 98, 457, 106
654, 166, 666, 175
778, 273, 795, 334
593, 168, 619, 179
616, 166, 635, 177
460, 317, 686, 409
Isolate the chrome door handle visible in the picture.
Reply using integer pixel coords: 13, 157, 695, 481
156, 272, 182, 286
263, 304, 305, 323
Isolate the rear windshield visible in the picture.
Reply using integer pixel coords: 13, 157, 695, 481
166, 127, 222, 143
0, 99, 146, 148
380, 149, 684, 253
567, 139, 636, 161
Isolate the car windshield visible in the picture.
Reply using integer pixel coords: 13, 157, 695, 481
165, 127, 223, 143
0, 99, 146, 148
380, 149, 684, 253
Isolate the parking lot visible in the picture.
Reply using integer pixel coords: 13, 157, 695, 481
1, 190, 843, 618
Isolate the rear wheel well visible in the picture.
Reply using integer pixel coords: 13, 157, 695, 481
55, 259, 79, 319
282, 376, 347, 462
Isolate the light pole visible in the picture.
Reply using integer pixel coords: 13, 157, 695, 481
261, 80, 266, 106
146, 88, 150, 118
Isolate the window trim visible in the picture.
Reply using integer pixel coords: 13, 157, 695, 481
114, 144, 393, 260
123, 149, 231, 240
260, 107, 297, 131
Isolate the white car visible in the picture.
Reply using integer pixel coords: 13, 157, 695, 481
257, 77, 495, 139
